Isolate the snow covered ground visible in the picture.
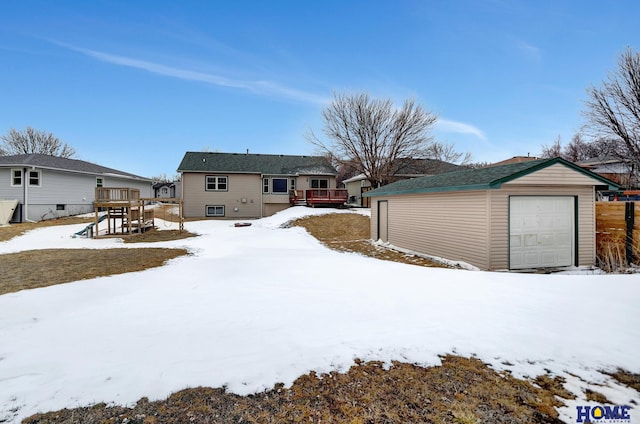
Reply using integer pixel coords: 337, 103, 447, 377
0, 207, 638, 423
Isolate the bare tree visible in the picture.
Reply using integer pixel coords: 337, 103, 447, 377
307, 92, 438, 187
0, 127, 76, 158
423, 141, 472, 165
583, 47, 640, 168
540, 135, 563, 158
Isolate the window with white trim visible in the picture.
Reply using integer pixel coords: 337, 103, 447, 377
11, 169, 22, 186
206, 205, 225, 217
206, 175, 228, 191
96, 177, 103, 187
28, 170, 40, 186
290, 178, 296, 191
263, 178, 269, 193
310, 178, 328, 189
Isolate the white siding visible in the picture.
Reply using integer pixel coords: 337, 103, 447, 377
2, 168, 152, 221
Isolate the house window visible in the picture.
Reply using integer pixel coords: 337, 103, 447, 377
272, 178, 288, 193
56, 204, 65, 211
290, 178, 296, 191
162, 187, 168, 195
96, 177, 103, 187
206, 176, 228, 191
11, 169, 22, 186
28, 170, 40, 186
206, 205, 225, 217
263, 178, 269, 193
310, 178, 329, 189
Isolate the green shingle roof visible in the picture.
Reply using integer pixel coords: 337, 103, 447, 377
364, 157, 620, 197
177, 152, 337, 175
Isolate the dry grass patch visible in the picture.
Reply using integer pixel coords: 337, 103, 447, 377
24, 355, 566, 424
0, 248, 188, 295
292, 213, 449, 268
607, 368, 640, 392
124, 228, 197, 243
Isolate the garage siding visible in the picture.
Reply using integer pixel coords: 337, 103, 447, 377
507, 163, 604, 186
490, 185, 596, 269
372, 191, 491, 269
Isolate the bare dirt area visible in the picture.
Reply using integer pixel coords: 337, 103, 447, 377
0, 216, 93, 243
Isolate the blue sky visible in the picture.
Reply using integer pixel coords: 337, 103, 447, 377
1, 1, 638, 178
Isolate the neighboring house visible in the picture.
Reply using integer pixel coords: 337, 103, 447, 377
577, 156, 637, 188
177, 151, 338, 219
153, 181, 181, 199
487, 155, 540, 167
0, 153, 152, 222
365, 157, 619, 271
343, 158, 463, 207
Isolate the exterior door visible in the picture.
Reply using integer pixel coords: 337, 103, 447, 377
377, 200, 388, 242
509, 196, 575, 269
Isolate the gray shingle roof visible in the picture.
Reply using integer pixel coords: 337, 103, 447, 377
177, 152, 337, 175
0, 154, 150, 180
365, 157, 619, 197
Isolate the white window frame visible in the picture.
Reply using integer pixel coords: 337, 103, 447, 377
96, 177, 104, 187
290, 178, 296, 191
28, 170, 41, 187
11, 169, 22, 187
205, 205, 225, 217
205, 175, 228, 191
263, 177, 269, 194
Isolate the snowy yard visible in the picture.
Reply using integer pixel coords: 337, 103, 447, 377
0, 207, 638, 423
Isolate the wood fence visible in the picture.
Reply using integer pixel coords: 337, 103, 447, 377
595, 201, 639, 266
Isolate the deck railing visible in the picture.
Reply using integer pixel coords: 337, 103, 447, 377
95, 187, 141, 202
305, 189, 348, 205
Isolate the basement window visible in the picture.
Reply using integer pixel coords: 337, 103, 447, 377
206, 205, 225, 217
56, 204, 65, 211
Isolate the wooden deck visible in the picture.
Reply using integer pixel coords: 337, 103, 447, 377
289, 189, 348, 207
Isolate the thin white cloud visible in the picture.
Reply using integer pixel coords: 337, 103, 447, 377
436, 118, 486, 140
57, 42, 329, 105
514, 38, 542, 61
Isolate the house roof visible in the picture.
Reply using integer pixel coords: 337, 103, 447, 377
177, 152, 337, 175
342, 159, 462, 184
364, 157, 620, 197
488, 155, 540, 167
0, 153, 150, 181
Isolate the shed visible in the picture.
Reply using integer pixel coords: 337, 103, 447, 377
364, 157, 620, 271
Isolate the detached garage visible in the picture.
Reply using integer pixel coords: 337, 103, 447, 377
364, 157, 619, 271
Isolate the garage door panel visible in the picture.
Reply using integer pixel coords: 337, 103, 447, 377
510, 196, 574, 269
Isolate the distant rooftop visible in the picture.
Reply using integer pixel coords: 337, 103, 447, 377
0, 153, 150, 180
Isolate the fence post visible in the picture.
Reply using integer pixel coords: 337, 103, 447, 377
626, 202, 635, 265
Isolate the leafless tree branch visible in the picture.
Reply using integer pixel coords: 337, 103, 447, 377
0, 127, 76, 158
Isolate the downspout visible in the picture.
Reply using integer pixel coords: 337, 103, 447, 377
260, 174, 264, 218
23, 167, 37, 222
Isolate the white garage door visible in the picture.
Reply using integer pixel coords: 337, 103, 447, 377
509, 196, 575, 269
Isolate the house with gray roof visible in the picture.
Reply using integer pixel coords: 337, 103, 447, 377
364, 157, 619, 271
177, 151, 339, 218
0, 153, 152, 222
342, 158, 463, 207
